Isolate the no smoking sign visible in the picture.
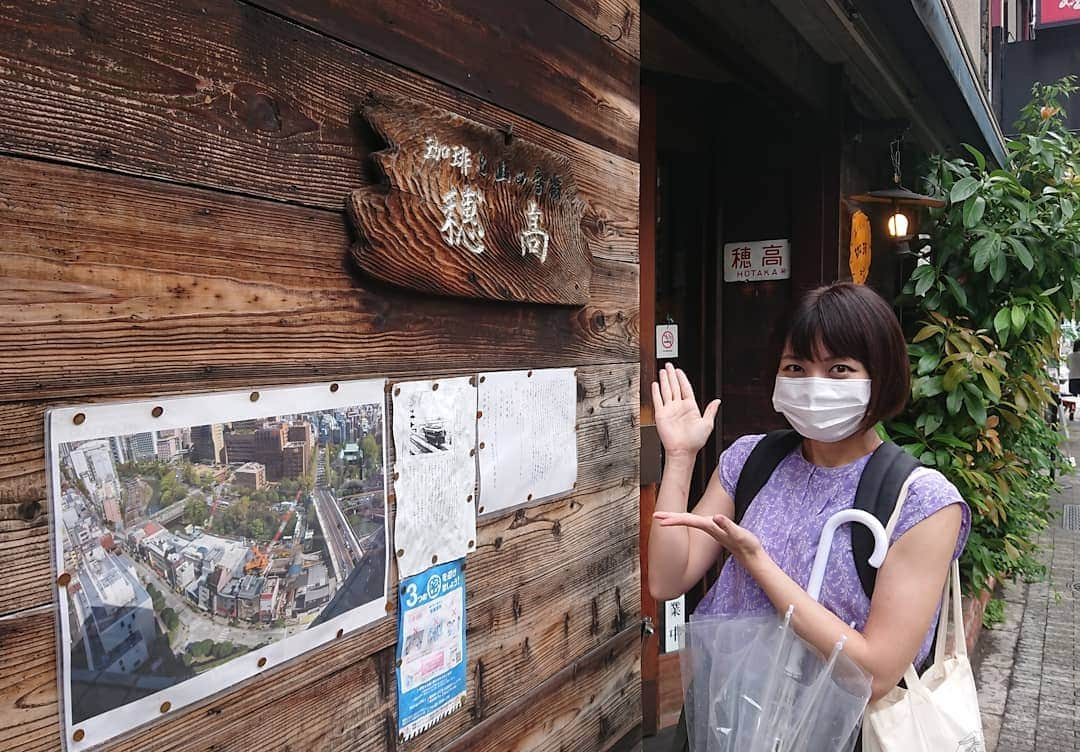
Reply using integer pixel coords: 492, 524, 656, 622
655, 324, 678, 359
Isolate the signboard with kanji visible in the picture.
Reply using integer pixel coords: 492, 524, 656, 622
849, 211, 872, 285
1038, 0, 1080, 28
663, 595, 685, 654
722, 239, 791, 283
348, 93, 592, 305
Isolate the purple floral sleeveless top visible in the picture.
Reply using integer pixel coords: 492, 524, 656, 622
695, 434, 971, 667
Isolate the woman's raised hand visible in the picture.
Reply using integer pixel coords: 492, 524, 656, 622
651, 363, 721, 459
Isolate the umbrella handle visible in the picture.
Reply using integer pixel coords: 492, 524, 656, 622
806, 509, 888, 602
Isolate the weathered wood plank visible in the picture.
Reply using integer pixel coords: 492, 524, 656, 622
0, 0, 638, 262
657, 651, 684, 730
547, 0, 640, 60
0, 605, 401, 752
0, 526, 51, 619
244, 0, 639, 160
0, 157, 638, 402
111, 643, 399, 752
0, 401, 52, 616
438, 625, 641, 752
0, 480, 638, 752
0, 4, 642, 751
0, 363, 637, 616
0, 403, 46, 509
0, 364, 637, 507
0, 608, 60, 752
409, 534, 639, 750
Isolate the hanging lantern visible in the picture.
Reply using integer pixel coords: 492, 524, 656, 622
887, 209, 909, 239
850, 137, 944, 244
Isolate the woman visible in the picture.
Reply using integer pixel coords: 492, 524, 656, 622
649, 283, 970, 720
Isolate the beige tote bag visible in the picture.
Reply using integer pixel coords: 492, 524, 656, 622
861, 471, 985, 752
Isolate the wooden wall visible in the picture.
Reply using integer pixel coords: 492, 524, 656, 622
0, 1, 641, 750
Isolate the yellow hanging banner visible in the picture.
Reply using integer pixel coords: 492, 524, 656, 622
849, 210, 872, 284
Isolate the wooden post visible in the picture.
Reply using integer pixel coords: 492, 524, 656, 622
638, 81, 660, 738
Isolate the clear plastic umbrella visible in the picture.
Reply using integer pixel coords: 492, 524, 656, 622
679, 509, 889, 752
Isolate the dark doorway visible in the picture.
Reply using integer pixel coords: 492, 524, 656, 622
639, 7, 844, 737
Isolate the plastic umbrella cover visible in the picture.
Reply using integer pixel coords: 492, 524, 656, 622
679, 607, 871, 752
678, 612, 777, 752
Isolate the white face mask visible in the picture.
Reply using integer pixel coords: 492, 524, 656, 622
771, 377, 872, 443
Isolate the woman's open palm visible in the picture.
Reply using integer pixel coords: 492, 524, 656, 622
651, 363, 720, 458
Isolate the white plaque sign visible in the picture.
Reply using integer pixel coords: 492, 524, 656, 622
663, 595, 685, 653
723, 238, 791, 282
655, 324, 679, 359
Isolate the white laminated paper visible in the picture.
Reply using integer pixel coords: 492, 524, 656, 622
477, 368, 577, 515
664, 595, 686, 653
392, 377, 478, 578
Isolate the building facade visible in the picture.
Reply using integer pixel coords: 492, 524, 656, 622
994, 1, 1080, 132
222, 430, 256, 466
233, 462, 267, 492
190, 424, 227, 465
0, 1, 1015, 750
281, 442, 309, 479
123, 432, 158, 462
638, 0, 1007, 733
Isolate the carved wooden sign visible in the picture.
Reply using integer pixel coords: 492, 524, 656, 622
348, 94, 591, 305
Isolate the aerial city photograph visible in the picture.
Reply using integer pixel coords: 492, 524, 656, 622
56, 403, 387, 724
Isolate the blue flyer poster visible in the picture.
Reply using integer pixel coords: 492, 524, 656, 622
396, 559, 467, 740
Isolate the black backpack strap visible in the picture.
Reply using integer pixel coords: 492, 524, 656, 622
851, 442, 922, 599
733, 430, 803, 524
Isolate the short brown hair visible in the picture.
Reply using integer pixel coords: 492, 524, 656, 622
784, 283, 910, 429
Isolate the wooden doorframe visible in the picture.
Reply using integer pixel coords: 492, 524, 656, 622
639, 80, 660, 737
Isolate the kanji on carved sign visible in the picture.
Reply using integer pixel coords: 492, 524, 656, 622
347, 93, 592, 305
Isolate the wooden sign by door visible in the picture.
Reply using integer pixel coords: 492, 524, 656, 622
849, 210, 871, 284
348, 94, 592, 306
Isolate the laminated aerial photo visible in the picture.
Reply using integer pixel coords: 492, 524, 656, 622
49, 385, 389, 741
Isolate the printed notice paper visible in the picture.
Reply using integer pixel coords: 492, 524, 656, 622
392, 377, 477, 578
477, 368, 577, 515
397, 560, 467, 741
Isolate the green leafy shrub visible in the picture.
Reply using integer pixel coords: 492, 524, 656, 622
161, 607, 179, 632
889, 76, 1080, 595
982, 597, 1005, 630
146, 582, 166, 613
212, 641, 237, 659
